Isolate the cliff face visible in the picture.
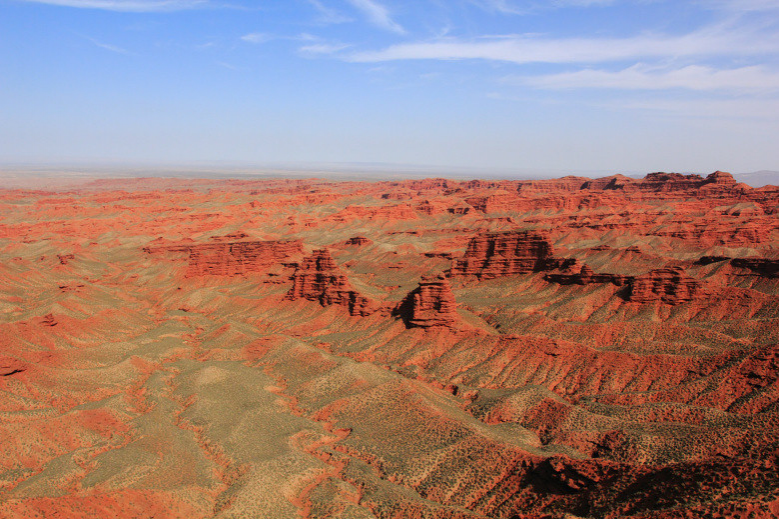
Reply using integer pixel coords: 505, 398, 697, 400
629, 267, 704, 304
698, 256, 779, 278
286, 249, 376, 316
731, 258, 779, 278
606, 170, 744, 197
450, 231, 559, 279
145, 239, 303, 277
545, 263, 633, 286
186, 240, 303, 277
396, 275, 460, 328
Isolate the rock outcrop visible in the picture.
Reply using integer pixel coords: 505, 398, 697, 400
286, 249, 377, 316
628, 267, 704, 304
698, 256, 779, 277
545, 263, 633, 286
603, 170, 745, 197
185, 240, 303, 277
0, 356, 26, 377
145, 239, 303, 277
395, 275, 459, 328
450, 230, 571, 279
731, 258, 779, 278
341, 236, 373, 247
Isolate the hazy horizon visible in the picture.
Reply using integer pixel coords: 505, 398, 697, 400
1, 160, 778, 188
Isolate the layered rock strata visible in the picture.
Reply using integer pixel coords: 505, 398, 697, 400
628, 267, 704, 304
145, 239, 303, 277
285, 249, 376, 316
450, 231, 570, 279
545, 263, 633, 286
186, 240, 303, 277
396, 275, 460, 328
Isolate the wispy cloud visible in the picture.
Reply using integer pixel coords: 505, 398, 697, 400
241, 32, 320, 45
471, 0, 618, 15
241, 32, 273, 44
702, 0, 779, 12
554, 0, 617, 6
18, 0, 210, 11
216, 61, 240, 70
470, 0, 527, 14
84, 34, 133, 54
346, 0, 405, 34
307, 0, 352, 24
347, 23, 779, 64
299, 43, 351, 55
516, 64, 779, 93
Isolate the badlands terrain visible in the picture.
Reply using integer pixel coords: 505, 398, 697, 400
0, 171, 778, 518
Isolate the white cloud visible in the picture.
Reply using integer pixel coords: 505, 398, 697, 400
307, 0, 352, 24
703, 0, 779, 11
241, 32, 273, 44
17, 0, 209, 11
554, 0, 617, 5
346, 0, 405, 34
82, 34, 133, 54
517, 64, 779, 93
347, 24, 779, 64
470, 0, 526, 14
299, 43, 351, 55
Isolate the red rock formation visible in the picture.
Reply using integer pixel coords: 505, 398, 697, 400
465, 192, 517, 213
545, 263, 633, 286
0, 356, 26, 377
518, 176, 591, 192
327, 204, 418, 223
731, 258, 779, 278
447, 202, 472, 215
415, 200, 448, 215
185, 240, 303, 277
39, 313, 58, 327
56, 254, 75, 265
396, 275, 460, 328
602, 170, 748, 198
145, 239, 303, 277
450, 230, 566, 279
698, 256, 779, 277
581, 174, 637, 190
286, 249, 377, 316
341, 236, 373, 247
628, 267, 704, 304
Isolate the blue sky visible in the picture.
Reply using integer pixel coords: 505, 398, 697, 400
1, 0, 778, 173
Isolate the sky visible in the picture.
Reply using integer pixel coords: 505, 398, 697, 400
1, 0, 779, 174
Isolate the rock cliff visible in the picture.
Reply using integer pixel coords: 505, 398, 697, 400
395, 275, 460, 328
286, 249, 377, 316
628, 267, 704, 304
545, 263, 633, 286
450, 230, 570, 279
186, 240, 303, 277
145, 239, 303, 277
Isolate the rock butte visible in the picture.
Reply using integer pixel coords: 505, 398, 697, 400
0, 170, 778, 519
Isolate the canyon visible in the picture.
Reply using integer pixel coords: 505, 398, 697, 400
0, 170, 777, 518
